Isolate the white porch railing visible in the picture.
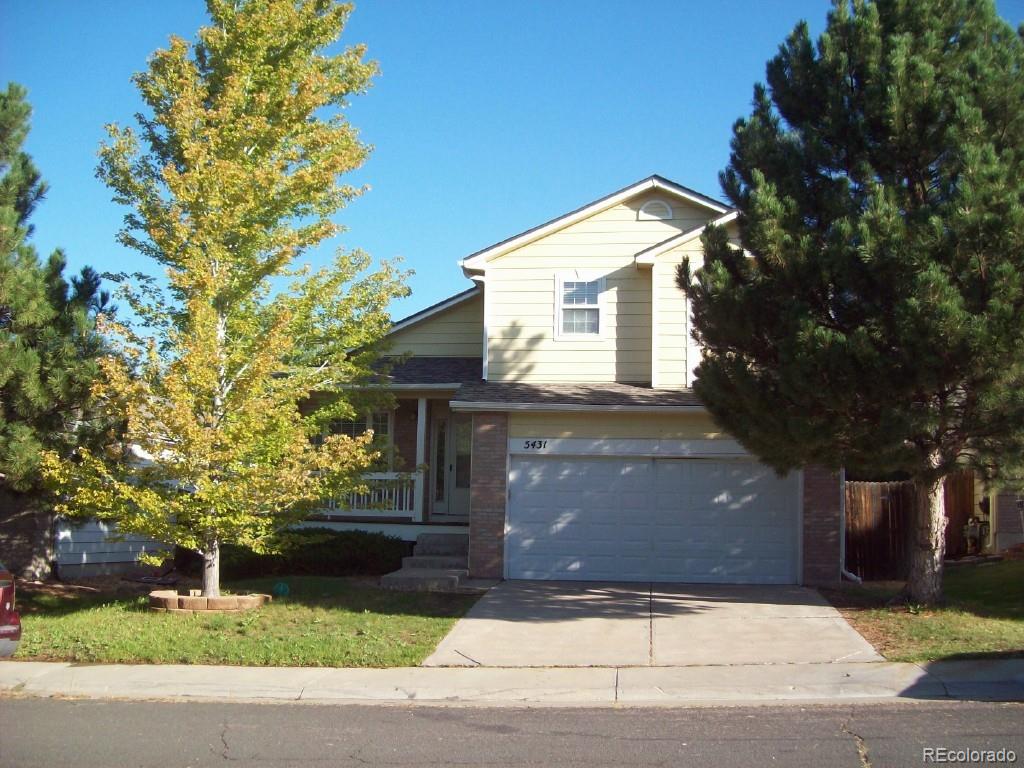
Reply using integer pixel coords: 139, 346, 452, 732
325, 472, 418, 516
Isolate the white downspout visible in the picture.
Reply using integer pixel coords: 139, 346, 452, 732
839, 466, 862, 583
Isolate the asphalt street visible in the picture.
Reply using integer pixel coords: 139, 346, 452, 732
1, 697, 1022, 767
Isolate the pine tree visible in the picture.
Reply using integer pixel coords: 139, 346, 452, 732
41, 0, 408, 597
679, 0, 1024, 604
0, 83, 111, 492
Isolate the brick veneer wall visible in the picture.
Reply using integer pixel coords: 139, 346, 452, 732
469, 412, 508, 579
802, 466, 842, 586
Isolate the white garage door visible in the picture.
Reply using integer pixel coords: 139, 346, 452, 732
506, 456, 799, 584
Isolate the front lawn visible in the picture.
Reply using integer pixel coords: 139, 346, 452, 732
823, 559, 1024, 663
14, 576, 477, 667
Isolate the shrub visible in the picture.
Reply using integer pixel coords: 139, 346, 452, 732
220, 528, 411, 579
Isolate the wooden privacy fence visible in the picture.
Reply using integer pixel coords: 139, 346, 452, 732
845, 481, 912, 580
844, 470, 975, 580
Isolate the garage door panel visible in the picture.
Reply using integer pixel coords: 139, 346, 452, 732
648, 527, 690, 545
580, 492, 619, 511
616, 539, 652, 558
574, 535, 621, 555
670, 524, 719, 546
518, 555, 615, 581
619, 494, 651, 512
751, 528, 789, 546
648, 557, 691, 579
507, 456, 799, 584
618, 566, 655, 581
654, 492, 684, 509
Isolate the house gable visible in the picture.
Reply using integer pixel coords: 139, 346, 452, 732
460, 175, 730, 271
480, 186, 725, 384
387, 288, 484, 358
382, 176, 734, 388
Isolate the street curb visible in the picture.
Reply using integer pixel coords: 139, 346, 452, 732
1, 659, 1022, 707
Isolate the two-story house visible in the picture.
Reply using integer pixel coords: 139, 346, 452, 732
311, 176, 845, 587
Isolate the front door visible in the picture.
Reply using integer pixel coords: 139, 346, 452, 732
431, 410, 472, 521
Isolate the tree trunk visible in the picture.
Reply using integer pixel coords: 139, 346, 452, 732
904, 475, 946, 605
202, 539, 221, 597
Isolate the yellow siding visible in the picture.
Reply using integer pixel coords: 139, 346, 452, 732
652, 222, 741, 389
487, 191, 713, 383
508, 411, 725, 440
653, 241, 700, 388
387, 293, 483, 357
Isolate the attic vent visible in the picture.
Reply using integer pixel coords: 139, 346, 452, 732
638, 199, 673, 221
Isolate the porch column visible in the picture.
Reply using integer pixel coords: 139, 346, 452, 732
413, 397, 427, 522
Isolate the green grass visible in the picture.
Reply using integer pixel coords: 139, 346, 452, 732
823, 559, 1024, 663
14, 577, 478, 667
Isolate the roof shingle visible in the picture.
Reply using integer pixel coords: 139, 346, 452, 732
385, 357, 483, 385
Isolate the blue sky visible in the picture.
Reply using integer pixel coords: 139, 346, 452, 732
3, 0, 1024, 319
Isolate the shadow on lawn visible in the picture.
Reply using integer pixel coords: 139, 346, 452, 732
824, 559, 1024, 622
230, 576, 475, 619
17, 575, 476, 621
929, 649, 1024, 661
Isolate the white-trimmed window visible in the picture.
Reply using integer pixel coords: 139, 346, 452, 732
319, 411, 393, 469
329, 412, 391, 439
555, 274, 604, 339
638, 199, 673, 221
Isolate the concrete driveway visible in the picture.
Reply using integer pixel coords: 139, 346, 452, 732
424, 581, 882, 667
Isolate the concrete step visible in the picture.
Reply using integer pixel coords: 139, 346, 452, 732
413, 533, 469, 557
379, 568, 469, 592
402, 555, 468, 570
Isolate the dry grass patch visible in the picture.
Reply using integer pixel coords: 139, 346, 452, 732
822, 559, 1024, 663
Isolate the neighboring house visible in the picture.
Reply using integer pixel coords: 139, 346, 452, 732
49, 445, 166, 578
992, 490, 1024, 552
309, 176, 846, 585
54, 518, 163, 579
0, 492, 162, 579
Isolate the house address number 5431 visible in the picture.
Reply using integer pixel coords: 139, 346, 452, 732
522, 440, 548, 450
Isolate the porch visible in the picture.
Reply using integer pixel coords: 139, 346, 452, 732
311, 394, 472, 532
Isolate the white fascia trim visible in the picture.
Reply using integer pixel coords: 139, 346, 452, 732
449, 401, 706, 413
386, 286, 481, 336
635, 211, 739, 266
460, 178, 730, 271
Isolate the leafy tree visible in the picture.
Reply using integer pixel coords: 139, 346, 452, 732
679, 0, 1024, 604
42, 0, 408, 597
0, 82, 111, 492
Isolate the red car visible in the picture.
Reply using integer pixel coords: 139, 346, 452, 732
0, 561, 21, 657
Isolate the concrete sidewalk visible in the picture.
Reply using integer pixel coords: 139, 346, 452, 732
2, 659, 1023, 707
